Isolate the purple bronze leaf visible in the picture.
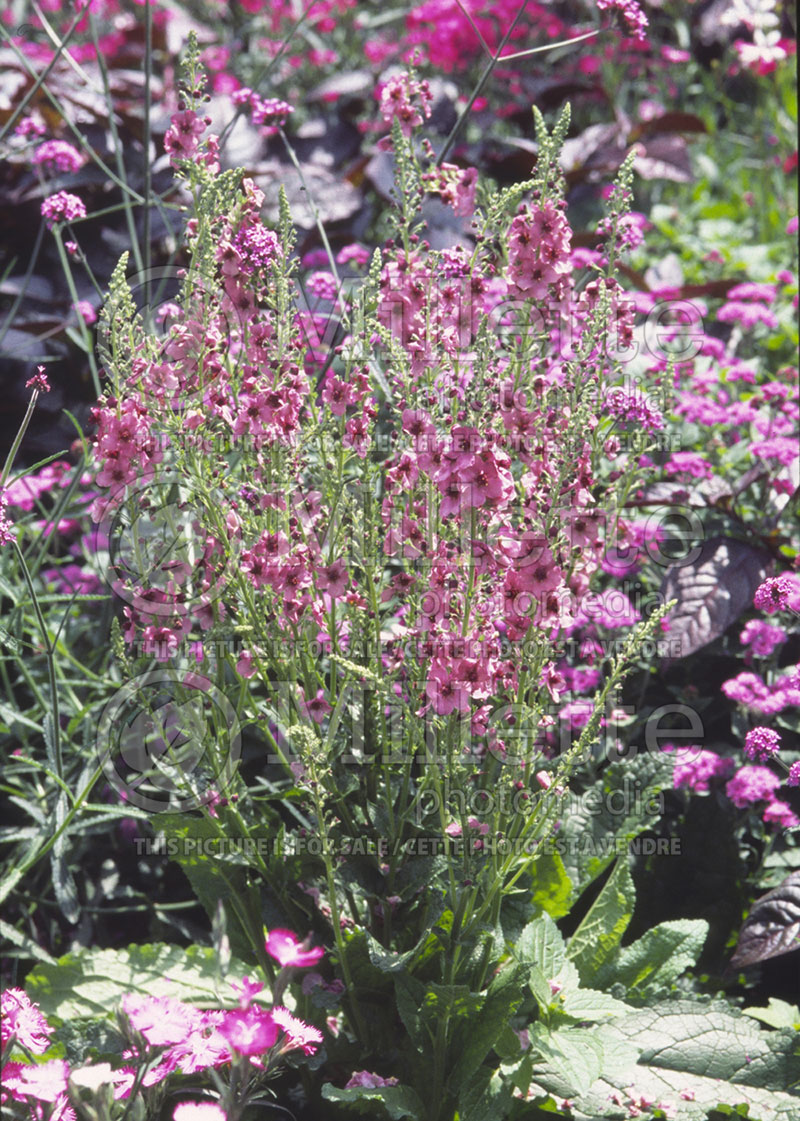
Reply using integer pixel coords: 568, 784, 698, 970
660, 535, 772, 658
730, 872, 800, 969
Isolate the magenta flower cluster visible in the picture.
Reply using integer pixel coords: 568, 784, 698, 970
40, 191, 86, 229
671, 746, 735, 794
743, 726, 782, 762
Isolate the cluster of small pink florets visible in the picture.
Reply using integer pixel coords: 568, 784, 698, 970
32, 139, 86, 173
231, 88, 294, 134
672, 572, 800, 826
40, 190, 86, 229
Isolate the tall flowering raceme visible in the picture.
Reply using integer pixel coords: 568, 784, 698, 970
91, 53, 666, 848
86, 40, 677, 1110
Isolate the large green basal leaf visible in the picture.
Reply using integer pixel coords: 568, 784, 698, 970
26, 942, 256, 1022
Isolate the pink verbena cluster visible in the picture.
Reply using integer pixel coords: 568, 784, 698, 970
40, 190, 86, 228
729, 766, 798, 827
232, 88, 294, 134
740, 618, 787, 657
670, 746, 735, 793
605, 389, 665, 432
721, 668, 800, 715
231, 224, 281, 274
345, 1070, 400, 1088
32, 139, 86, 173
754, 574, 800, 613
743, 726, 781, 761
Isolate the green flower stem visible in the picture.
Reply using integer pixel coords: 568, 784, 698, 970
12, 540, 61, 780
306, 748, 368, 1045
1, 389, 41, 492
51, 227, 101, 397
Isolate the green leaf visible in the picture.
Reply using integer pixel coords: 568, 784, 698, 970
567, 857, 635, 984
321, 1082, 425, 1119
527, 964, 554, 1014
558, 987, 629, 1021
459, 1067, 515, 1121
394, 973, 426, 1046
528, 849, 573, 919
51, 793, 79, 925
448, 964, 527, 1091
25, 943, 257, 1021
615, 1002, 800, 1087
529, 1025, 606, 1098
572, 1002, 800, 1120
0, 918, 56, 964
594, 919, 708, 997
556, 751, 673, 897
0, 700, 43, 732
365, 931, 423, 974
157, 814, 262, 962
515, 912, 566, 976
743, 999, 800, 1031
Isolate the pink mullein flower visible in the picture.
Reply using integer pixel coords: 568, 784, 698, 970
317, 559, 349, 598
378, 72, 432, 138
300, 688, 332, 724
426, 657, 470, 716
596, 0, 649, 40
26, 366, 51, 393
164, 108, 207, 163
0, 491, 14, 547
